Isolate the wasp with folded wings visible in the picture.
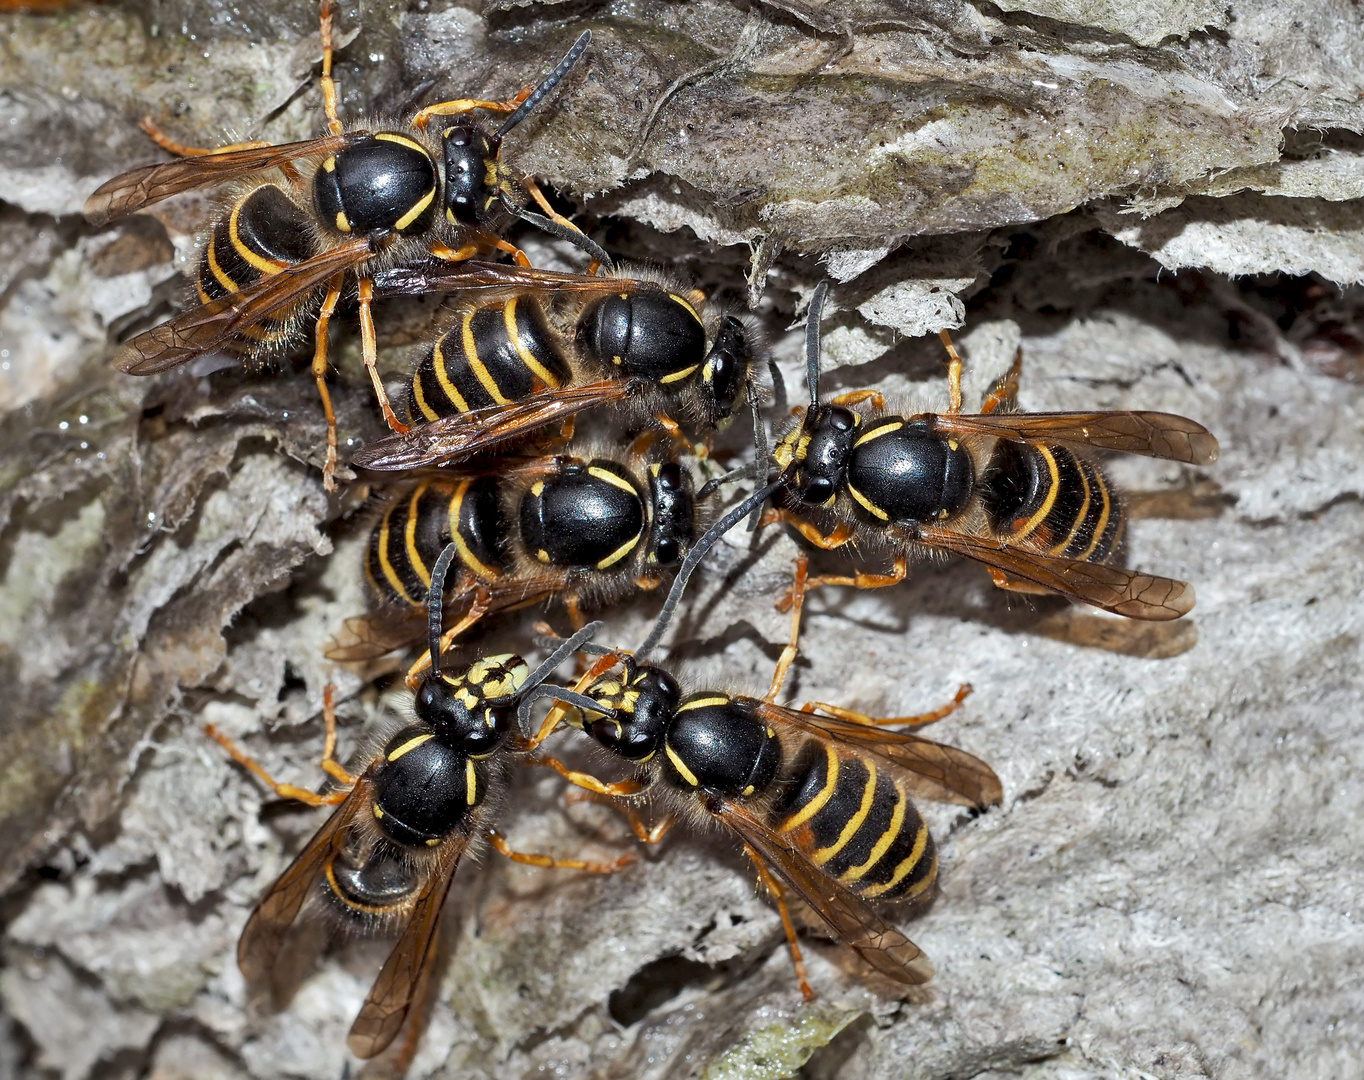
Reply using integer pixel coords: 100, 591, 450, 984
85, 0, 605, 489
762, 282, 1220, 621
347, 260, 771, 471
528, 553, 1003, 997
206, 549, 627, 1063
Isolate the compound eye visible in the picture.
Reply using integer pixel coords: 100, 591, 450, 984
653, 537, 680, 565
446, 126, 473, 147
802, 476, 835, 503
828, 407, 856, 432
656, 463, 684, 491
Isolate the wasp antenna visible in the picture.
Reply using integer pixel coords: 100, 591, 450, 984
515, 684, 610, 736
520, 620, 605, 697
427, 542, 460, 676
746, 382, 769, 532
637, 479, 784, 662
805, 280, 829, 410
506, 201, 615, 271
496, 30, 592, 139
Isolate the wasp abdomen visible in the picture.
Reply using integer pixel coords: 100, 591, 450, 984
982, 440, 1124, 561
325, 847, 420, 916
519, 460, 645, 569
366, 478, 506, 606
408, 297, 571, 421
845, 418, 974, 525
776, 742, 937, 902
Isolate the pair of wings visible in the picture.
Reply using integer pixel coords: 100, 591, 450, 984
236, 771, 469, 1060
702, 696, 1002, 986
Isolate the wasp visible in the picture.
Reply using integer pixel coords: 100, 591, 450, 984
327, 437, 708, 675
527, 553, 1002, 997
84, 0, 604, 490
206, 548, 625, 1061
762, 281, 1220, 621
346, 261, 769, 471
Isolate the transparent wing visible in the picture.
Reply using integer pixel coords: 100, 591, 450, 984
719, 799, 934, 986
372, 260, 660, 300
114, 238, 370, 374
83, 135, 348, 225
933, 411, 1218, 466
752, 701, 1002, 808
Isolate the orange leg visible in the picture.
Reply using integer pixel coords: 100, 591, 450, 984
979, 346, 1022, 414
313, 278, 342, 492
205, 685, 353, 806
318, 0, 343, 135
803, 683, 972, 729
138, 117, 271, 157
798, 553, 908, 603
487, 829, 635, 874
532, 754, 649, 798
762, 508, 853, 551
357, 277, 411, 435
430, 241, 480, 262
564, 790, 676, 844
404, 593, 492, 689
653, 413, 703, 457
765, 554, 809, 703
411, 87, 531, 130
828, 389, 885, 410
936, 329, 964, 414
745, 846, 814, 1001
986, 567, 1055, 596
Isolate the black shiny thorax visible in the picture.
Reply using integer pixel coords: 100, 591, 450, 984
519, 458, 645, 570
313, 132, 438, 237
844, 416, 974, 525
579, 291, 707, 384
371, 725, 481, 847
663, 694, 781, 798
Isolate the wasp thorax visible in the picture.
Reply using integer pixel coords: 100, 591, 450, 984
792, 406, 858, 504
580, 292, 707, 380
313, 133, 438, 236
372, 725, 475, 846
664, 695, 781, 796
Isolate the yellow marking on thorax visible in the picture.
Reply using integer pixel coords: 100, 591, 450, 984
463, 311, 510, 404
665, 744, 699, 787
845, 482, 889, 521
394, 186, 436, 231
387, 732, 434, 762
658, 364, 700, 385
228, 197, 291, 276
375, 132, 427, 153
405, 486, 432, 589
779, 744, 840, 832
676, 695, 731, 712
335, 211, 351, 233
375, 510, 416, 604
668, 293, 703, 323
840, 785, 905, 884
595, 533, 641, 570
432, 337, 470, 412
853, 420, 901, 448
813, 759, 878, 866
503, 298, 561, 387
588, 465, 639, 495
466, 758, 478, 804
860, 817, 929, 899
447, 479, 500, 581
1012, 445, 1060, 541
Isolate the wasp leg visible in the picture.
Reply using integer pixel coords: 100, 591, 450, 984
986, 567, 1057, 596
318, 0, 344, 135
411, 87, 531, 130
404, 592, 492, 689
522, 174, 595, 252
533, 754, 649, 798
138, 117, 272, 157
761, 509, 854, 551
488, 829, 635, 873
526, 648, 625, 746
765, 554, 809, 703
798, 554, 908, 601
205, 686, 353, 806
430, 241, 480, 262
745, 845, 815, 1002
936, 329, 964, 414
803, 683, 972, 729
357, 277, 411, 435
562, 790, 676, 844
979, 346, 1023, 414
828, 389, 885, 410
313, 277, 342, 492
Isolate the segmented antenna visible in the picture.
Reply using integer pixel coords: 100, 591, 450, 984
636, 479, 785, 661
506, 202, 615, 271
497, 30, 592, 138
427, 543, 459, 676
518, 620, 604, 698
806, 280, 829, 409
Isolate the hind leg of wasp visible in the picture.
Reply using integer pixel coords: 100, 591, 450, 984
781, 554, 909, 613
803, 683, 972, 730
313, 277, 343, 492
563, 790, 676, 844
138, 117, 272, 157
318, 0, 344, 135
978, 346, 1023, 414
761, 509, 853, 552
533, 754, 649, 799
765, 554, 809, 703
745, 846, 815, 1002
411, 86, 532, 130
205, 685, 353, 805
487, 829, 635, 874
357, 277, 411, 435
430, 241, 481, 262
404, 592, 492, 689
937, 329, 964, 414
985, 567, 1056, 596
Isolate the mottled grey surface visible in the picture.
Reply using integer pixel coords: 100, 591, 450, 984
0, 1, 1361, 1079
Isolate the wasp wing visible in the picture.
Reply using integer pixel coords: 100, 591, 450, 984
933, 411, 1218, 466
83, 135, 349, 225
114, 238, 371, 374
346, 830, 469, 1059
751, 701, 1002, 808
349, 380, 635, 470
237, 772, 375, 986
719, 799, 934, 986
920, 525, 1194, 620
372, 260, 660, 299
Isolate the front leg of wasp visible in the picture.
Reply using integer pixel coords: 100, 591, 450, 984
791, 554, 908, 610
765, 554, 809, 703
410, 87, 532, 130
205, 685, 353, 806
404, 591, 492, 689
979, 346, 1022, 414
937, 330, 964, 414
357, 277, 410, 435
803, 683, 972, 729
487, 829, 636, 874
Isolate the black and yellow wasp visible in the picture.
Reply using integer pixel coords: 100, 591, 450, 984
85, 0, 604, 489
763, 281, 1220, 621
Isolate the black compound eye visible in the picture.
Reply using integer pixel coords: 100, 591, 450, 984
413, 678, 457, 726
446, 125, 473, 147
828, 407, 856, 432
653, 537, 680, 564
801, 476, 836, 503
